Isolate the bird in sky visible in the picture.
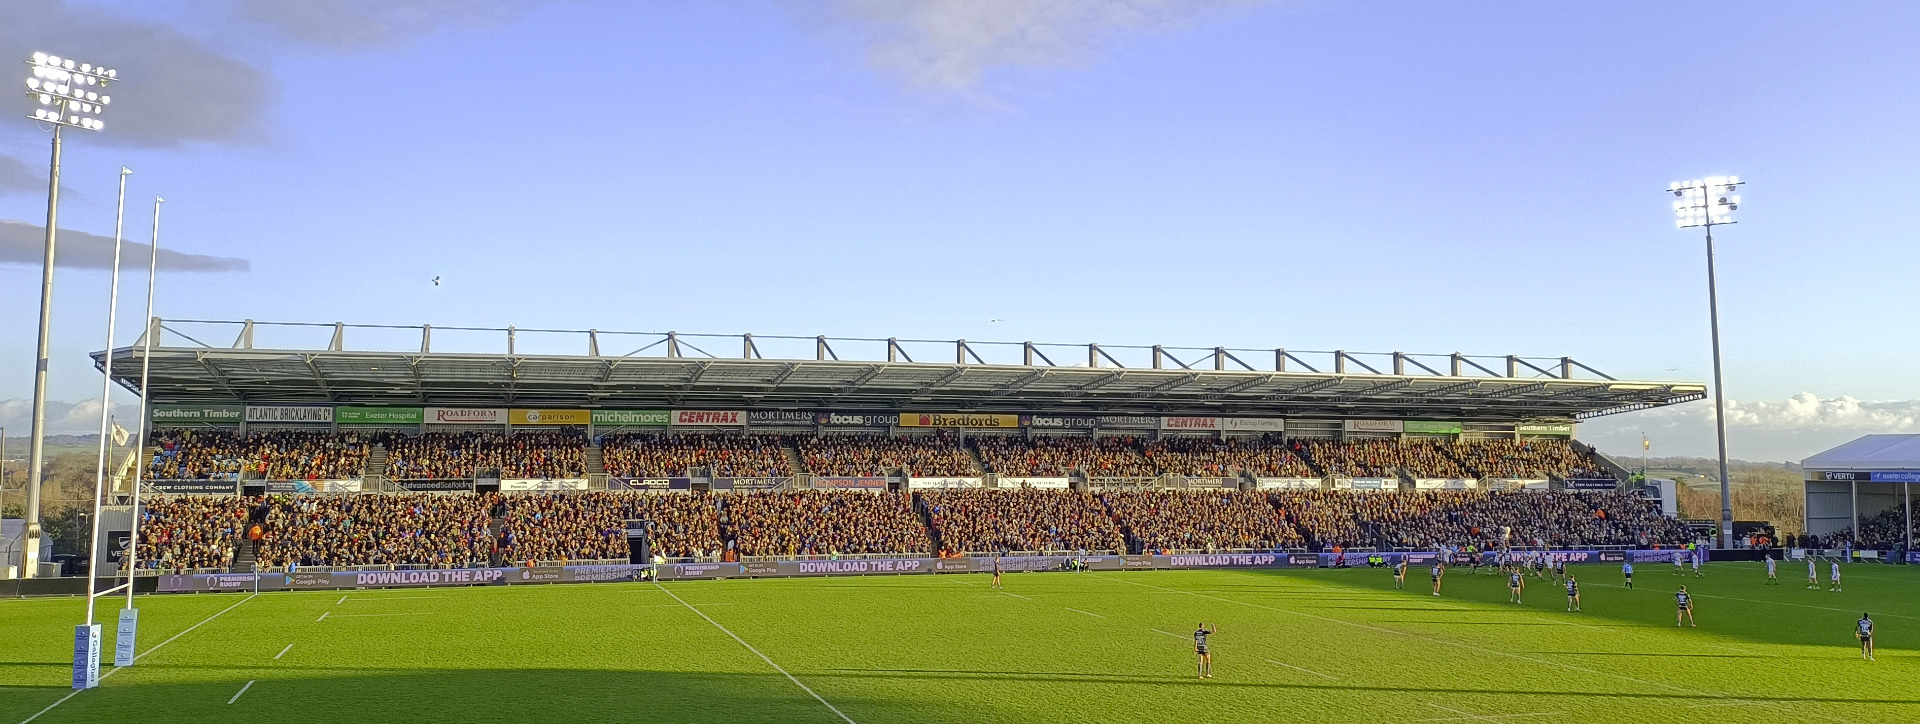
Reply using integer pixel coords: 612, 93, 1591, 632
432, 276, 441, 286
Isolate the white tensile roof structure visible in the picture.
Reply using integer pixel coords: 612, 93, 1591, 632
1803, 434, 1920, 472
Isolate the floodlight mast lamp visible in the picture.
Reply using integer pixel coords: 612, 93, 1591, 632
1670, 176, 1743, 549
19, 52, 117, 579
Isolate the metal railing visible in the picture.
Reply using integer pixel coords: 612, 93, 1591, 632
139, 318, 1621, 381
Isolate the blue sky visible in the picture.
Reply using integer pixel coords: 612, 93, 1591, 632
2, 0, 1917, 461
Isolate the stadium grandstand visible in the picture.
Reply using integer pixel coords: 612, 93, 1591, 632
94, 319, 1711, 579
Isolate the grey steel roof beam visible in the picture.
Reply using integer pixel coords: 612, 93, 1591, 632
765, 362, 801, 388
303, 354, 337, 402
992, 368, 1049, 396
193, 352, 245, 400
1412, 379, 1481, 397
1344, 378, 1413, 398
1203, 374, 1273, 398
1075, 370, 1126, 392
914, 366, 968, 395
1132, 372, 1199, 397
1262, 376, 1342, 400
1564, 357, 1617, 381
838, 364, 888, 394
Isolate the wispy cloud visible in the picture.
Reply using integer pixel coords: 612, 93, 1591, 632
0, 0, 565, 195
1583, 392, 1920, 463
0, 398, 140, 437
810, 0, 1255, 98
0, 220, 247, 272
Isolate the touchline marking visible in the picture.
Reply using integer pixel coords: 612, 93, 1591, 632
315, 611, 330, 622
274, 643, 293, 660
1063, 607, 1107, 619
336, 594, 348, 605
1265, 659, 1338, 681
331, 612, 435, 618
654, 583, 856, 724
227, 680, 255, 705
22, 593, 258, 724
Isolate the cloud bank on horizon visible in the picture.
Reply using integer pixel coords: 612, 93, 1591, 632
0, 220, 248, 271
1583, 392, 1920, 464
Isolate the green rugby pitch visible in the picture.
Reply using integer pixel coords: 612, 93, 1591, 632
2, 561, 1916, 723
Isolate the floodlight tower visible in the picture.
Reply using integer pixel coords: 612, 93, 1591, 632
19, 51, 117, 580
1669, 176, 1743, 549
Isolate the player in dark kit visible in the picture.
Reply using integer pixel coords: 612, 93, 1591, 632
1194, 623, 1216, 679
1858, 613, 1875, 661
1676, 586, 1695, 627
1430, 562, 1445, 596
1565, 575, 1580, 612
1508, 570, 1524, 604
1394, 558, 1407, 589
992, 555, 1003, 590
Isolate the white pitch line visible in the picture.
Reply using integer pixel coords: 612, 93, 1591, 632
227, 680, 255, 705
654, 583, 856, 724
998, 591, 1033, 601
1265, 659, 1338, 680
1063, 607, 1107, 619
274, 643, 293, 660
330, 612, 435, 618
1148, 628, 1188, 640
343, 595, 448, 601
23, 593, 260, 724
315, 611, 330, 622
336, 594, 348, 605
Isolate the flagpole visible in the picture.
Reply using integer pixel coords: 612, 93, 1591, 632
117, 196, 162, 667
85, 167, 132, 632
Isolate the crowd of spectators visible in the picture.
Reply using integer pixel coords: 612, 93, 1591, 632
384, 431, 586, 480
720, 490, 928, 556
133, 496, 248, 571
920, 489, 1124, 554
1302, 438, 1472, 478
1447, 439, 1602, 479
798, 433, 978, 477
498, 491, 723, 560
147, 430, 369, 481
1142, 437, 1318, 478
1269, 489, 1689, 550
974, 435, 1151, 477
600, 433, 792, 478
1103, 489, 1304, 551
256, 493, 493, 569
1856, 509, 1916, 549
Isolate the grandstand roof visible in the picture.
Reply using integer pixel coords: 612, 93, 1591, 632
94, 319, 1707, 422
1803, 434, 1920, 472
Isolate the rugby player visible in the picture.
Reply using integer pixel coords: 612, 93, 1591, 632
1431, 561, 1445, 596
1508, 568, 1524, 604
1194, 623, 1216, 679
1829, 560, 1842, 592
1393, 557, 1407, 589
1565, 574, 1580, 612
1676, 586, 1695, 627
1622, 560, 1634, 590
1858, 613, 1875, 661
1808, 556, 1819, 589
1764, 554, 1777, 585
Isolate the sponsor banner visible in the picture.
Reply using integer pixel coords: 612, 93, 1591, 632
1258, 477, 1323, 490
1336, 478, 1396, 491
726, 477, 787, 490
1344, 419, 1403, 433
394, 479, 474, 492
1120, 555, 1158, 569
1160, 416, 1221, 431
1815, 471, 1869, 481
607, 477, 672, 490
510, 409, 590, 426
151, 480, 238, 494
674, 410, 745, 426
1626, 549, 1705, 563
351, 568, 507, 587
1093, 415, 1158, 430
748, 411, 815, 426
1023, 414, 1097, 430
426, 407, 506, 424
150, 404, 244, 424
1163, 553, 1288, 569
972, 556, 1065, 572
908, 477, 983, 489
591, 409, 670, 426
789, 558, 932, 575
1908, 551, 1920, 564
506, 566, 566, 584
245, 406, 333, 423
500, 478, 589, 492
933, 559, 976, 572
1414, 478, 1476, 490
1403, 421, 1462, 435
817, 412, 895, 427
335, 406, 424, 425
262, 480, 362, 494
1000, 477, 1071, 489
1485, 478, 1550, 491
814, 477, 887, 490
1222, 417, 1285, 432
1517, 422, 1575, 436
899, 412, 1019, 428
1560, 479, 1619, 490
1872, 471, 1920, 483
